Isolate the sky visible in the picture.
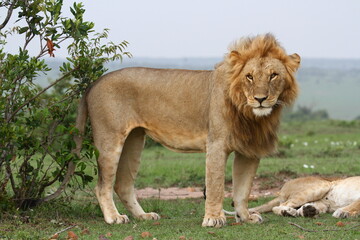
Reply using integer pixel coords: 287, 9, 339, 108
80, 0, 360, 59
2, 0, 360, 59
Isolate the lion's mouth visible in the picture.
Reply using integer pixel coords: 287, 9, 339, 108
252, 107, 272, 117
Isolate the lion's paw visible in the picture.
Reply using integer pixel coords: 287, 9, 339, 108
138, 212, 161, 220
273, 206, 297, 217
202, 216, 226, 228
104, 213, 130, 224
333, 208, 350, 218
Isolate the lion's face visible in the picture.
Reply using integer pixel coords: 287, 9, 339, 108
241, 57, 288, 117
225, 35, 300, 119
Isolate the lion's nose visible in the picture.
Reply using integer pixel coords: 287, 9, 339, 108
254, 96, 268, 104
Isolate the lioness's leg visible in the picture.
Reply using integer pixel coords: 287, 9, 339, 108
333, 199, 360, 218
297, 200, 328, 217
273, 193, 322, 217
273, 200, 308, 217
232, 153, 262, 223
94, 132, 129, 224
114, 128, 160, 220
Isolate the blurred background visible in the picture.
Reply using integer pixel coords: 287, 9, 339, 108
4, 0, 360, 120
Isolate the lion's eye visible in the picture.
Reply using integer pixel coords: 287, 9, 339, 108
270, 73, 278, 81
246, 74, 253, 82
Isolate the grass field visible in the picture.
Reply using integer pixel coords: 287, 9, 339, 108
1, 120, 360, 239
2, 198, 360, 240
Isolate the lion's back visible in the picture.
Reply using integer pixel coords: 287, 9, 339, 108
91, 67, 211, 103
85, 67, 213, 152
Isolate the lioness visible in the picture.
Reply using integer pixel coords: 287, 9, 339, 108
247, 176, 360, 218
74, 34, 300, 227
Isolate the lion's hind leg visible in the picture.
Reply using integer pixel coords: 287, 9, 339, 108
114, 128, 160, 221
333, 199, 360, 218
94, 132, 129, 224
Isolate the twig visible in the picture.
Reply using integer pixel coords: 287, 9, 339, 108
288, 222, 360, 232
51, 225, 77, 237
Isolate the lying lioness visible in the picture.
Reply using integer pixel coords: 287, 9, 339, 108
243, 176, 360, 218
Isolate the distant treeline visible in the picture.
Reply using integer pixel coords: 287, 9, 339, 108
38, 58, 360, 120
282, 105, 329, 122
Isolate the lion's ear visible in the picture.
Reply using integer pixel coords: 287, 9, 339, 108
286, 53, 301, 72
230, 50, 241, 62
228, 50, 245, 67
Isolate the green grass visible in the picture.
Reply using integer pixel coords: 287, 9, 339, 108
1, 120, 360, 239
135, 120, 360, 188
1, 198, 360, 240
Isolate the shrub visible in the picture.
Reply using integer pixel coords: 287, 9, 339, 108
0, 0, 130, 208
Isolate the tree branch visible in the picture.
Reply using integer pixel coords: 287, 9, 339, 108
38, 160, 76, 203
0, 0, 16, 30
5, 154, 17, 194
6, 69, 76, 122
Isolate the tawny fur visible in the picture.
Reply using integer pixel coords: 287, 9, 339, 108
74, 34, 300, 227
248, 176, 360, 218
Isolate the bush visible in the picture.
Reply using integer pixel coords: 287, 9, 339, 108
0, 0, 130, 208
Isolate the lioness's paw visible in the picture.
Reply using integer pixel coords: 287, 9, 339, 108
248, 212, 263, 223
138, 212, 161, 220
333, 208, 351, 218
235, 211, 263, 223
298, 204, 318, 218
104, 213, 129, 224
273, 206, 297, 217
202, 216, 226, 228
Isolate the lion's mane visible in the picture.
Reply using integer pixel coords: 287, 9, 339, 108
219, 34, 299, 158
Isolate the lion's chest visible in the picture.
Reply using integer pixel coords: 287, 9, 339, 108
145, 129, 207, 153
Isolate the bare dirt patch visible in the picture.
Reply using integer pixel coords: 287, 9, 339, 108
136, 176, 288, 200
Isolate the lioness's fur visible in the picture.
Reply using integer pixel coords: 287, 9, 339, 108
74, 34, 300, 227
249, 176, 360, 218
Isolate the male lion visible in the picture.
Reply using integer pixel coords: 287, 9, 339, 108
247, 176, 360, 218
73, 34, 300, 227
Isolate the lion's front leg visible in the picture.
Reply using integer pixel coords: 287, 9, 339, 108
232, 153, 262, 224
202, 145, 229, 228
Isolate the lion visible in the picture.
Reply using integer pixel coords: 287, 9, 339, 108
240, 176, 360, 218
73, 34, 300, 227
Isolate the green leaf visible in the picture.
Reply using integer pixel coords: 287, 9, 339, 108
18, 27, 29, 34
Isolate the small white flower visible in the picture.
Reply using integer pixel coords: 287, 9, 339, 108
303, 164, 309, 168
303, 142, 308, 146
290, 144, 295, 148
354, 141, 357, 146
314, 140, 318, 144
310, 165, 315, 169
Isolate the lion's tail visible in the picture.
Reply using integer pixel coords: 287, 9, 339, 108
73, 94, 88, 157
40, 95, 88, 203
249, 197, 281, 213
